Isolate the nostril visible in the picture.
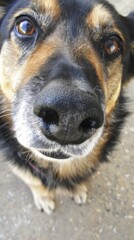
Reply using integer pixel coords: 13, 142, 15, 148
79, 117, 101, 133
40, 108, 59, 126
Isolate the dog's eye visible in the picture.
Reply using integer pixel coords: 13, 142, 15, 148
103, 36, 122, 60
15, 17, 35, 37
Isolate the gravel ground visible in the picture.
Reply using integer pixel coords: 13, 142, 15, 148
0, 1, 134, 240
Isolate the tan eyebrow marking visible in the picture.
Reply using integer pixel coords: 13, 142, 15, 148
86, 4, 125, 48
32, 0, 61, 18
86, 4, 114, 28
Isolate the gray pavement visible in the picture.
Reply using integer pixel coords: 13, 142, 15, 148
0, 1, 134, 240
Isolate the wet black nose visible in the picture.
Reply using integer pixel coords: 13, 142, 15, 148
34, 82, 104, 145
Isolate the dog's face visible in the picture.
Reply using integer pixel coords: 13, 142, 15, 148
0, 0, 134, 161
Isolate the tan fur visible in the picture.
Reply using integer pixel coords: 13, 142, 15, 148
22, 40, 59, 84
75, 42, 106, 93
0, 40, 22, 99
86, 4, 125, 43
0, 39, 59, 99
86, 4, 114, 28
106, 60, 122, 114
32, 0, 61, 18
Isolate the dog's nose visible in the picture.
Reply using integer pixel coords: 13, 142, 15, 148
34, 82, 104, 145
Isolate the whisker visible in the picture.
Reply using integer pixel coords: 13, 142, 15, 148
0, 109, 11, 114
25, 151, 32, 164
0, 113, 12, 119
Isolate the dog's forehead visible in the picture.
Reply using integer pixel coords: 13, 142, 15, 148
31, 0, 113, 24
1, 0, 117, 33
32, 0, 91, 12
31, 0, 61, 17
32, 0, 59, 10
87, 4, 114, 27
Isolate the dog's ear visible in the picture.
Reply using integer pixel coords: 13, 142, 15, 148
122, 12, 134, 81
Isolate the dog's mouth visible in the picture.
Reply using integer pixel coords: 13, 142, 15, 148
27, 151, 70, 176
38, 150, 71, 160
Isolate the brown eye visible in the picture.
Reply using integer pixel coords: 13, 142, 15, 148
103, 37, 122, 58
15, 18, 35, 36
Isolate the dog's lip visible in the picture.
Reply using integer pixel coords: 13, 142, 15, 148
38, 150, 71, 160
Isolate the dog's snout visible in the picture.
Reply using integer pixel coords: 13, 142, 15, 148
34, 83, 104, 145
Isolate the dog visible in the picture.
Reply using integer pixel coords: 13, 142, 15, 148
0, 0, 134, 214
